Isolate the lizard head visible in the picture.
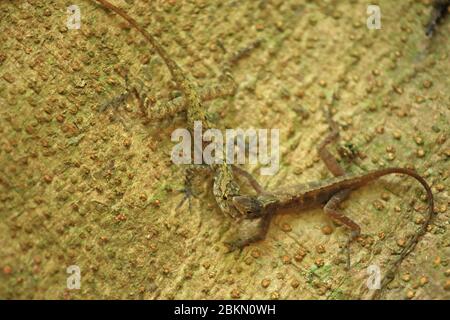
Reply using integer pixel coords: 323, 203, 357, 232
232, 194, 278, 219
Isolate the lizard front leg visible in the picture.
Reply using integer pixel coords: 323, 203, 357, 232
317, 100, 346, 177
224, 209, 275, 251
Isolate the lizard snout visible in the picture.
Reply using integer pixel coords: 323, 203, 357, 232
232, 195, 263, 219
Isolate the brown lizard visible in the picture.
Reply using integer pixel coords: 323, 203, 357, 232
230, 105, 434, 297
93, 0, 245, 218
94, 3, 435, 295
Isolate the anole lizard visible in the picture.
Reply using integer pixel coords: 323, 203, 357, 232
93, 1, 435, 297
93, 0, 243, 218
230, 105, 434, 297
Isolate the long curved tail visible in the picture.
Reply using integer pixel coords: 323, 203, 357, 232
361, 168, 434, 299
93, 0, 185, 81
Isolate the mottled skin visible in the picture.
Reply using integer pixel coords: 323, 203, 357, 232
138, 82, 237, 121
94, 0, 435, 298
94, 0, 242, 217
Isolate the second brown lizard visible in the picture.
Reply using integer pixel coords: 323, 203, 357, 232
230, 105, 434, 297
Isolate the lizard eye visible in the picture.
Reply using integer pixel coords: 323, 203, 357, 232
232, 195, 263, 218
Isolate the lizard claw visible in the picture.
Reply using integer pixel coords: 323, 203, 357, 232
224, 238, 248, 253
340, 231, 370, 270
176, 185, 198, 212
339, 230, 362, 270
176, 166, 203, 212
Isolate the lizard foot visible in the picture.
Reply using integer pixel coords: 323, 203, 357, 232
224, 238, 249, 253
225, 214, 273, 252
97, 69, 135, 113
341, 230, 363, 270
176, 166, 203, 213
97, 89, 130, 112
176, 184, 199, 213
224, 227, 268, 253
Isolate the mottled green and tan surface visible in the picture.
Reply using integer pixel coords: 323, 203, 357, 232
0, 0, 449, 300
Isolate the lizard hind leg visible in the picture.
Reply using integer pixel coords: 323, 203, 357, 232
97, 71, 147, 127
317, 98, 346, 177
225, 211, 275, 252
323, 189, 361, 270
318, 98, 358, 267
